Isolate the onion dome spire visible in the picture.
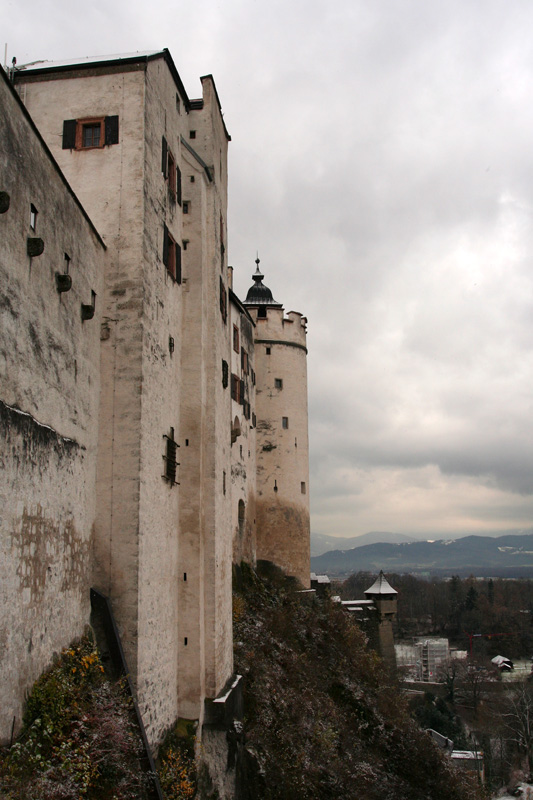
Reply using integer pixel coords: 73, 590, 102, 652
244, 256, 282, 307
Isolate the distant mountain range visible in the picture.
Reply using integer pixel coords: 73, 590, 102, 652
310, 531, 417, 557
310, 528, 533, 557
310, 533, 533, 578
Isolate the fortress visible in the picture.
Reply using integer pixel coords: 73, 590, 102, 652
0, 49, 310, 767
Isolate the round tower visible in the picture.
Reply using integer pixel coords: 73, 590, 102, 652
244, 260, 310, 586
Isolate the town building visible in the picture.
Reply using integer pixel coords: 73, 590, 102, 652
0, 49, 310, 775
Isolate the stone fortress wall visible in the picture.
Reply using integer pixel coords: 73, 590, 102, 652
0, 50, 311, 757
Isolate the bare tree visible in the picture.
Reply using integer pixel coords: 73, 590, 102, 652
500, 681, 533, 775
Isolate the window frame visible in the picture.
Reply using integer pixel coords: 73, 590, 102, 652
233, 325, 240, 354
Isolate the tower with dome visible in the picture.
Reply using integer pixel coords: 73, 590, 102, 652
243, 259, 311, 587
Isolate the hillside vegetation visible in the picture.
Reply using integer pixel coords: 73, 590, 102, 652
233, 565, 485, 800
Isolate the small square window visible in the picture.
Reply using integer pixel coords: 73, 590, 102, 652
274, 378, 283, 389
282, 417, 289, 429
190, 130, 196, 139
258, 307, 267, 319
266, 346, 271, 355
190, 175, 195, 183
30, 204, 37, 230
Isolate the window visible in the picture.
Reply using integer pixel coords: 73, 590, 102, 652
274, 378, 283, 389
190, 175, 195, 183
233, 325, 240, 353
163, 224, 182, 283
231, 373, 241, 403
189, 130, 196, 139
241, 348, 248, 374
30, 204, 37, 230
301, 482, 306, 494
282, 417, 289, 429
162, 138, 182, 205
62, 116, 119, 150
252, 412, 256, 428
238, 500, 245, 536
183, 239, 189, 251
219, 278, 227, 323
168, 151, 176, 196
258, 307, 267, 318
266, 346, 271, 355
163, 427, 179, 485
83, 123, 101, 148
223, 471, 226, 495
222, 359, 229, 388
183, 201, 189, 214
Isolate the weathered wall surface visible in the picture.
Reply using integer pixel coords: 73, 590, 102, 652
181, 76, 234, 707
18, 63, 148, 689
250, 307, 310, 586
229, 298, 256, 566
0, 69, 104, 744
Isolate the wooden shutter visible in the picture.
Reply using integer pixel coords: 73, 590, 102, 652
240, 380, 245, 405
105, 115, 119, 145
163, 224, 169, 266
175, 243, 182, 284
162, 136, 168, 177
62, 120, 77, 149
177, 167, 182, 206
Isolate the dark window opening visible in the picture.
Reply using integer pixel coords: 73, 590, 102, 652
219, 278, 227, 323
258, 307, 267, 318
183, 201, 189, 214
233, 325, 239, 353
184, 572, 187, 581
30, 204, 37, 230
223, 471, 226, 495
190, 130, 196, 139
222, 359, 229, 388
274, 378, 283, 389
301, 482, 306, 494
282, 417, 289, 429
183, 239, 189, 251
184, 637, 188, 646
190, 175, 195, 183
266, 346, 271, 355
163, 427, 180, 485
238, 499, 245, 536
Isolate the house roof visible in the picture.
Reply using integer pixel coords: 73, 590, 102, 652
364, 571, 398, 596
13, 49, 232, 140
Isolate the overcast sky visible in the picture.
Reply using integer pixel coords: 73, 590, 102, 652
3, 0, 533, 539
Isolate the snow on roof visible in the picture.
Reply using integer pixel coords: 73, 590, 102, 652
451, 751, 483, 761
15, 51, 161, 72
364, 571, 398, 595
